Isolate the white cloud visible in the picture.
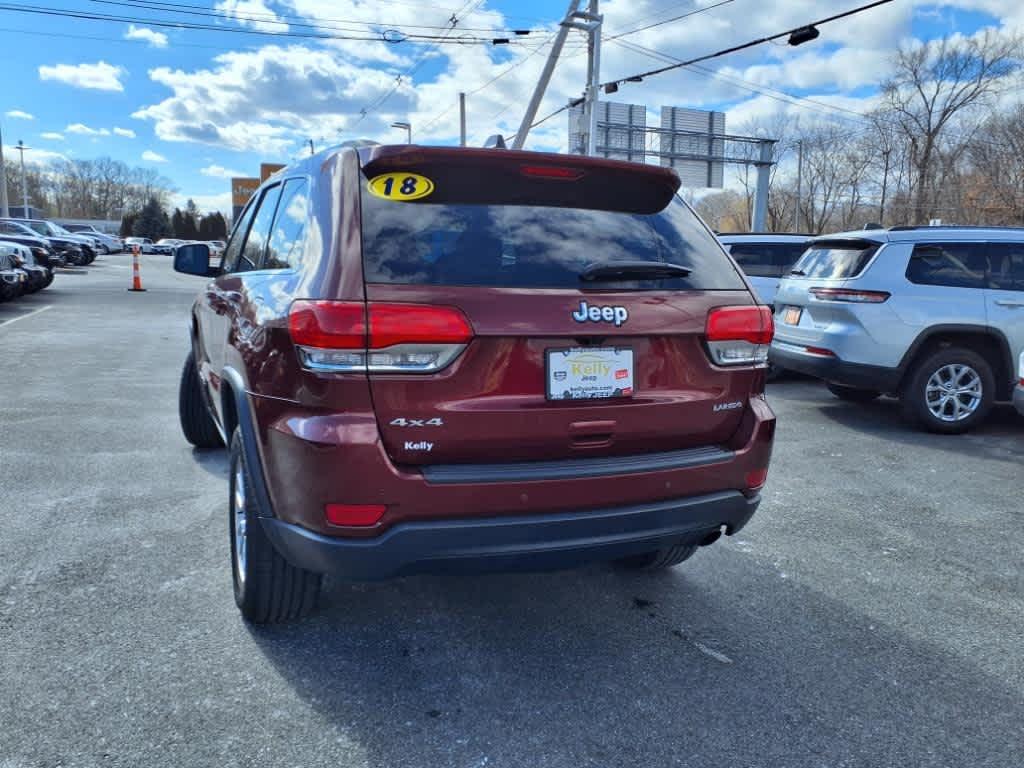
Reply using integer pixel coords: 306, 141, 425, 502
200, 164, 246, 178
173, 191, 232, 213
66, 123, 111, 136
38, 61, 126, 91
5, 110, 34, 120
124, 24, 168, 48
20, 148, 70, 164
40, 132, 64, 140
133, 44, 411, 153
113, 127, 136, 138
215, 0, 289, 33
142, 150, 168, 163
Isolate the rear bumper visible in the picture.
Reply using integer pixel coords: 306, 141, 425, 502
769, 341, 900, 391
261, 490, 759, 580
1013, 384, 1024, 417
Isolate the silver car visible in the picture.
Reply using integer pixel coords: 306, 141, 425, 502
770, 226, 1024, 433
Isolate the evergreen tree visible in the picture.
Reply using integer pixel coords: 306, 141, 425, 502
120, 212, 138, 237
132, 196, 171, 240
171, 208, 185, 238
183, 199, 201, 240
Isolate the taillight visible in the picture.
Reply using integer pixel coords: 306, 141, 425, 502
705, 306, 774, 367
520, 164, 585, 180
809, 287, 889, 303
289, 300, 473, 373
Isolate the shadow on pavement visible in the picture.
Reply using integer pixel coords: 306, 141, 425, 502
245, 553, 1022, 767
189, 446, 229, 479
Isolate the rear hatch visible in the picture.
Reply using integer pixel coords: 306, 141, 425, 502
773, 238, 884, 344
354, 148, 767, 466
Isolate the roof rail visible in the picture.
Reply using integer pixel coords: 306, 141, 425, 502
888, 224, 1024, 231
717, 231, 816, 237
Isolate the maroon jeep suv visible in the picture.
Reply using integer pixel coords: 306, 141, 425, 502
174, 144, 776, 623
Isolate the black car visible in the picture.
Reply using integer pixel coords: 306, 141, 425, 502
0, 220, 73, 267
0, 250, 26, 301
1, 218, 90, 266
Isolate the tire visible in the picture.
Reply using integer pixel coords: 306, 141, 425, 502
765, 363, 784, 382
826, 382, 881, 402
229, 428, 321, 623
178, 351, 224, 448
615, 542, 698, 571
900, 346, 995, 434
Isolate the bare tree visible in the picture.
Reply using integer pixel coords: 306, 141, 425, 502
879, 30, 1021, 223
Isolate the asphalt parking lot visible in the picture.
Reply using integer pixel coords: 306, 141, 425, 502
2, 254, 1022, 767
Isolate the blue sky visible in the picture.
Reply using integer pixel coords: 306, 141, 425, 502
0, 1, 1018, 213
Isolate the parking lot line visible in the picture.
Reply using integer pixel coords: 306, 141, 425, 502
0, 305, 52, 328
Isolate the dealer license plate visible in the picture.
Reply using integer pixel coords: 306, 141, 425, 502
546, 347, 634, 401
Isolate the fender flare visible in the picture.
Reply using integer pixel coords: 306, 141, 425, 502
220, 367, 277, 518
897, 324, 1014, 395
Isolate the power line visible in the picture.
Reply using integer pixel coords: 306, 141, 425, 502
0, 2, 531, 44
87, 0, 541, 35
605, 0, 735, 41
602, 0, 895, 91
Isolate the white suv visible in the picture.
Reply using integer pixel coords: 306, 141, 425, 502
770, 226, 1024, 433
718, 233, 812, 306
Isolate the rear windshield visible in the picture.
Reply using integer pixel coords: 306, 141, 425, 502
790, 240, 879, 279
360, 194, 745, 291
727, 241, 809, 278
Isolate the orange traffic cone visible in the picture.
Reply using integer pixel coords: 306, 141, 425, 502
128, 245, 146, 292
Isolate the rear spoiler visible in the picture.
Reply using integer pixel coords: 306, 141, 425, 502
358, 145, 681, 215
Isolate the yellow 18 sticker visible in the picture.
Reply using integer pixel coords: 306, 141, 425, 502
367, 172, 435, 201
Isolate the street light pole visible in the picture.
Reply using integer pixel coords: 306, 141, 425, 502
16, 140, 30, 215
391, 121, 412, 145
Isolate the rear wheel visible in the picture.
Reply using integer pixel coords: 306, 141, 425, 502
615, 542, 698, 571
178, 351, 223, 448
229, 429, 321, 623
900, 347, 994, 434
826, 383, 881, 402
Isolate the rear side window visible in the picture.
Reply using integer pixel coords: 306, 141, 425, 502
791, 240, 879, 280
906, 243, 986, 289
987, 242, 1024, 291
360, 195, 744, 291
729, 242, 808, 278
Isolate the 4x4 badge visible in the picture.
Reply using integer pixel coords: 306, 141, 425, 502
572, 300, 628, 327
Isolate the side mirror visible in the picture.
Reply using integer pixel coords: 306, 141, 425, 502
174, 243, 218, 277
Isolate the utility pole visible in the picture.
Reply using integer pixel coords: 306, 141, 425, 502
16, 140, 29, 215
459, 92, 467, 147
794, 139, 803, 232
512, 0, 583, 151
0, 121, 8, 218
751, 140, 774, 232
879, 147, 891, 226
581, 0, 603, 156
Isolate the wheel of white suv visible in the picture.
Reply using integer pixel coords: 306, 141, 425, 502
229, 428, 321, 623
901, 347, 995, 434
826, 383, 881, 402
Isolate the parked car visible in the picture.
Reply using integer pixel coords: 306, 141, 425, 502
6, 218, 97, 264
173, 144, 777, 622
1014, 351, 1024, 418
11, 245, 52, 292
154, 238, 183, 255
718, 233, 813, 306
0, 219, 75, 266
125, 237, 155, 254
770, 226, 1024, 433
63, 224, 123, 254
0, 244, 28, 300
